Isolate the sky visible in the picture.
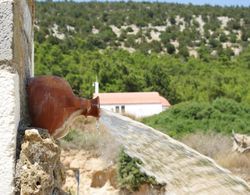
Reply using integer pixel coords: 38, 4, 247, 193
43, 0, 250, 7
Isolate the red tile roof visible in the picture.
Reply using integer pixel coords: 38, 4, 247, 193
94, 92, 171, 106
160, 96, 170, 106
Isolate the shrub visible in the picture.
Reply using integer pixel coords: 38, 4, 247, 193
230, 34, 237, 43
117, 149, 159, 192
169, 16, 176, 25
209, 38, 221, 48
179, 45, 189, 58
219, 33, 228, 42
126, 26, 133, 33
143, 98, 250, 138
166, 43, 176, 54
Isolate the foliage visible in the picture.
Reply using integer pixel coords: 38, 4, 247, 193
35, 38, 250, 104
35, 1, 250, 57
166, 43, 176, 54
117, 149, 159, 192
34, 1, 250, 105
63, 129, 80, 142
143, 98, 250, 138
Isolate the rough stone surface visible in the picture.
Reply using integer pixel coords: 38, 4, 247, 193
0, 0, 13, 61
13, 0, 34, 121
100, 110, 250, 194
120, 184, 165, 195
0, 1, 34, 194
0, 0, 34, 121
0, 69, 20, 195
16, 129, 66, 195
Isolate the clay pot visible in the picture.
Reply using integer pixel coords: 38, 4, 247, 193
27, 76, 100, 139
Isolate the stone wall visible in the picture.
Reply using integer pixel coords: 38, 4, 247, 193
0, 0, 34, 194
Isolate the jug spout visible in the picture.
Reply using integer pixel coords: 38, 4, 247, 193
89, 96, 100, 117
75, 97, 100, 118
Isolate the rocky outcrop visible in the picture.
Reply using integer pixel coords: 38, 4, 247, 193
15, 129, 65, 195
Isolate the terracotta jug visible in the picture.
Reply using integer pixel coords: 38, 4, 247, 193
27, 76, 100, 139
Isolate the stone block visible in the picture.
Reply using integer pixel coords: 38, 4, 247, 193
0, 68, 20, 195
0, 0, 34, 194
13, 0, 34, 120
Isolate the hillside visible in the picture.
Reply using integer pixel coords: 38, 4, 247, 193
35, 2, 250, 57
34, 2, 250, 105
33, 3, 250, 193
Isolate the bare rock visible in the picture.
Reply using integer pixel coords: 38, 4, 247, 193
120, 184, 165, 195
15, 129, 66, 195
91, 166, 117, 188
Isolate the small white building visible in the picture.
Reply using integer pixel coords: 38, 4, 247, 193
93, 81, 170, 117
93, 80, 170, 117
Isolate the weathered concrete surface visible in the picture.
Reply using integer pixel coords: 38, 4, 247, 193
100, 110, 250, 194
13, 0, 34, 120
0, 0, 34, 194
0, 0, 13, 61
16, 129, 66, 195
0, 0, 34, 121
0, 68, 20, 195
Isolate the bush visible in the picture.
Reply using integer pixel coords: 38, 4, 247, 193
209, 38, 221, 48
166, 43, 176, 54
117, 149, 159, 192
178, 44, 189, 58
219, 33, 228, 42
143, 98, 250, 138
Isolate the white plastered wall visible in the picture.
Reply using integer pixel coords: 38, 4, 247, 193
101, 103, 163, 118
0, 0, 33, 194
0, 70, 20, 194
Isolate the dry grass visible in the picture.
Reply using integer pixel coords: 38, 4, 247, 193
60, 116, 120, 162
217, 152, 250, 182
217, 153, 250, 170
60, 116, 101, 150
180, 132, 232, 158
181, 132, 250, 184
60, 129, 103, 150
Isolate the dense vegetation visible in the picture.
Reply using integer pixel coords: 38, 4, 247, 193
118, 149, 161, 191
35, 1, 250, 136
143, 98, 250, 138
35, 40, 250, 104
35, 1, 250, 56
35, 1, 250, 104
